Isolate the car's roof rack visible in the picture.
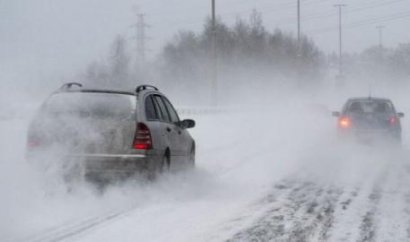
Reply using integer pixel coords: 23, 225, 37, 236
59, 82, 83, 91
136, 85, 158, 93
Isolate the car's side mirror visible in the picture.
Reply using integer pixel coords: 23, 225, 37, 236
398, 112, 405, 118
332, 111, 340, 117
178, 119, 195, 129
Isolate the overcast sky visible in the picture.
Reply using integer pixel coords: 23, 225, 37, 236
1, 0, 410, 88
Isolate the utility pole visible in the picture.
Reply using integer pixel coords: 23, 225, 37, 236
296, 0, 303, 85
136, 14, 148, 66
133, 13, 149, 80
334, 4, 346, 77
211, 0, 218, 106
297, 0, 301, 44
376, 25, 384, 49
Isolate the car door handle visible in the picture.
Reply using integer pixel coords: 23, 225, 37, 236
166, 127, 172, 132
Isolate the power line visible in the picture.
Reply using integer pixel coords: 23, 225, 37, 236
346, 10, 410, 27
347, 0, 406, 13
133, 13, 149, 74
142, 0, 408, 30
146, 0, 403, 32
276, 0, 406, 25
335, 4, 346, 76
309, 10, 410, 35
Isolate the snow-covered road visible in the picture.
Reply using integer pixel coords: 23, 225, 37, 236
229, 147, 410, 241
2, 99, 410, 242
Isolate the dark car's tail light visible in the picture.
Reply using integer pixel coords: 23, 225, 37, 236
389, 116, 398, 125
133, 122, 152, 150
339, 116, 351, 128
27, 136, 41, 149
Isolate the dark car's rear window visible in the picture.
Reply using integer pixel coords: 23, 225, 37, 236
347, 100, 394, 114
42, 92, 136, 120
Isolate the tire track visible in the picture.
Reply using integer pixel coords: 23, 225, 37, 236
404, 191, 410, 240
313, 188, 345, 241
213, 180, 301, 242
367, 157, 409, 242
285, 183, 342, 242
356, 160, 392, 242
10, 206, 135, 242
326, 187, 362, 242
323, 151, 394, 242
226, 180, 343, 242
401, 162, 410, 241
224, 180, 309, 242
357, 189, 382, 242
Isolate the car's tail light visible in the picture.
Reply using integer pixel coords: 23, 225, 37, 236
27, 136, 41, 149
339, 116, 351, 128
389, 116, 398, 125
133, 123, 152, 150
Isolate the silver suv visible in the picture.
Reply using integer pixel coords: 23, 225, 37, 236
27, 83, 196, 182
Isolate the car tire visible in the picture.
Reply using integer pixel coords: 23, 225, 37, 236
189, 146, 195, 168
160, 153, 170, 173
147, 153, 170, 181
63, 162, 89, 193
393, 133, 402, 147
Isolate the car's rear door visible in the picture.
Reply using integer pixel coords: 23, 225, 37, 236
144, 94, 165, 156
152, 95, 180, 161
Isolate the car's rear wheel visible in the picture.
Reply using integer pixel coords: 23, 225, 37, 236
147, 151, 170, 180
188, 145, 195, 168
63, 162, 87, 192
392, 132, 402, 147
160, 153, 170, 173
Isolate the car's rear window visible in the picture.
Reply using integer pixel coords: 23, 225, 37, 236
43, 92, 136, 120
348, 101, 394, 114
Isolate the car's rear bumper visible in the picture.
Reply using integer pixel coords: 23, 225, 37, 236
27, 151, 160, 180
65, 153, 152, 176
338, 128, 401, 143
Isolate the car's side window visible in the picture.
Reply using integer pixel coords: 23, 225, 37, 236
145, 95, 159, 121
151, 95, 164, 121
153, 95, 171, 123
162, 97, 180, 123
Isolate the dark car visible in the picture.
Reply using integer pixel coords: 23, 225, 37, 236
332, 97, 404, 144
26, 83, 196, 183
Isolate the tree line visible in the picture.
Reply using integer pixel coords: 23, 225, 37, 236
81, 11, 324, 93
80, 10, 410, 96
